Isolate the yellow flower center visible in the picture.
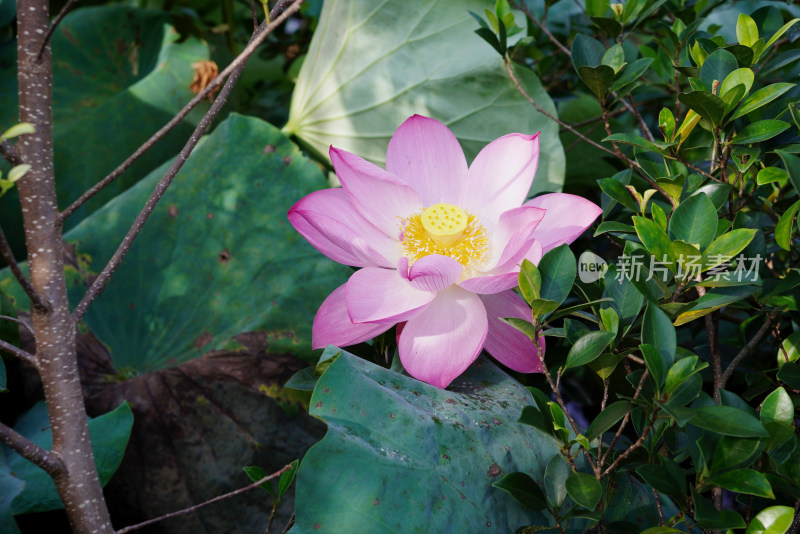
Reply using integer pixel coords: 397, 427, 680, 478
400, 203, 488, 267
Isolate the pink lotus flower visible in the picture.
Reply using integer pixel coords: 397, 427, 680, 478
289, 116, 601, 388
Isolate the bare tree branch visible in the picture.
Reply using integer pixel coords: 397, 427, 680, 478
0, 224, 50, 312
720, 316, 773, 388
0, 421, 63, 476
58, 0, 300, 223
0, 338, 36, 366
36, 0, 78, 60
71, 0, 304, 322
116, 464, 293, 534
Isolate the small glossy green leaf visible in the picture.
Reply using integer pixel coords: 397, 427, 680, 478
711, 437, 764, 472
588, 352, 626, 379
659, 107, 675, 141
736, 14, 759, 47
758, 18, 800, 62
665, 356, 707, 395
530, 299, 559, 318
777, 331, 800, 367
673, 285, 758, 326
757, 167, 788, 185
633, 216, 674, 266
668, 193, 717, 249
544, 455, 570, 508
0, 123, 34, 140
591, 16, 622, 39
501, 317, 538, 342
6, 165, 30, 183
578, 65, 615, 99
693, 487, 746, 529
493, 472, 548, 510
690, 405, 769, 437
701, 229, 757, 271
539, 244, 576, 306
642, 303, 676, 368
700, 48, 738, 90
731, 120, 790, 145
519, 259, 542, 304
610, 57, 653, 92
601, 43, 626, 73
777, 149, 800, 196
277, 459, 300, 499
720, 68, 754, 99
571, 33, 605, 68
243, 466, 274, 495
603, 267, 644, 325
519, 405, 555, 437
585, 0, 610, 18
640, 344, 665, 388
585, 401, 632, 441
732, 83, 796, 119
603, 133, 666, 153
636, 461, 683, 498
598, 177, 639, 212
761, 388, 794, 426
565, 472, 601, 510
564, 331, 616, 370
776, 199, 800, 251
745, 505, 794, 534
707, 468, 774, 498
679, 91, 725, 127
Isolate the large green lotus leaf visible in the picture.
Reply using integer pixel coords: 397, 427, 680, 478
284, 0, 565, 195
0, 401, 133, 516
0, 6, 209, 258
291, 349, 667, 532
21, 114, 346, 372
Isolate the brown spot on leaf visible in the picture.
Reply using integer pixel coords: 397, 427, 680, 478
373, 498, 379, 506
283, 156, 291, 166
218, 249, 231, 264
445, 398, 457, 404
492, 418, 501, 425
168, 205, 179, 218
263, 144, 276, 154
313, 523, 322, 530
487, 463, 501, 478
314, 401, 323, 408
207, 212, 214, 220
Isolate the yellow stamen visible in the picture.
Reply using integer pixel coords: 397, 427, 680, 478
400, 203, 488, 267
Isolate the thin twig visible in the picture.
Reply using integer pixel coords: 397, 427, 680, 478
0, 140, 21, 165
0, 314, 34, 336
513, 0, 571, 56
531, 325, 597, 473
601, 408, 659, 477
71, 0, 303, 322
116, 464, 293, 534
503, 59, 677, 209
280, 514, 295, 534
600, 368, 649, 467
0, 338, 36, 366
623, 95, 655, 142
59, 0, 300, 223
0, 421, 63, 475
720, 316, 772, 388
36, 0, 78, 60
249, 0, 259, 30
0, 224, 49, 312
